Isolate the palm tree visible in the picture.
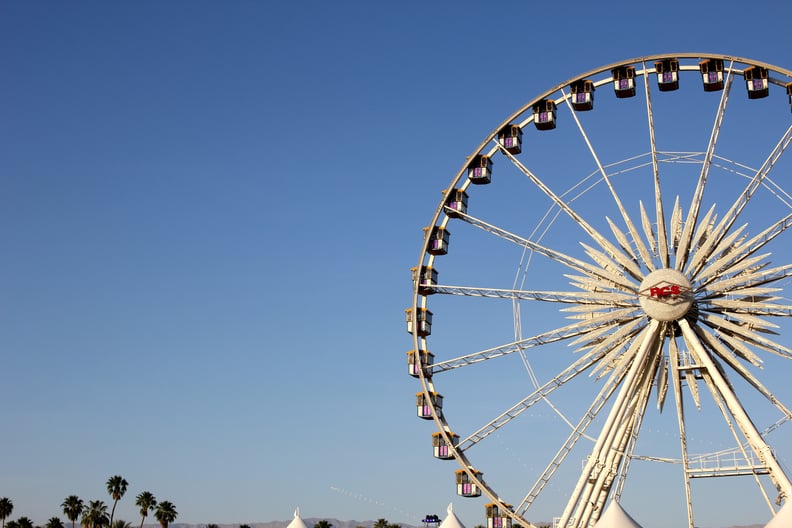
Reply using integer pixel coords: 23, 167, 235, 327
110, 520, 132, 528
106, 476, 128, 528
15, 518, 33, 528
134, 492, 156, 528
153, 502, 176, 528
0, 498, 12, 528
314, 521, 332, 528
6, 521, 18, 528
46, 518, 65, 528
373, 520, 389, 528
83, 500, 109, 528
62, 496, 84, 528
81, 504, 93, 528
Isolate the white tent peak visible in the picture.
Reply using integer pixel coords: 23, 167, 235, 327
287, 508, 309, 528
765, 499, 792, 528
438, 502, 466, 528
593, 502, 643, 528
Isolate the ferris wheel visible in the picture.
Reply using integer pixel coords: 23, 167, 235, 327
406, 54, 792, 528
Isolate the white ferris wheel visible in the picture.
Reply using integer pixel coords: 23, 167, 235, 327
406, 54, 792, 528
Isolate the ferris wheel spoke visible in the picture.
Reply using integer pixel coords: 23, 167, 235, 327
561, 88, 654, 273
501, 150, 644, 281
698, 310, 792, 359
687, 124, 792, 278
674, 65, 735, 271
587, 320, 649, 379
429, 284, 635, 306
702, 298, 792, 325
708, 251, 771, 280
686, 203, 718, 264
693, 325, 792, 418
693, 225, 751, 286
431, 308, 640, 375
695, 318, 766, 367
606, 216, 654, 275
580, 242, 641, 284
638, 201, 660, 259
697, 212, 792, 288
568, 315, 643, 352
642, 61, 670, 268
702, 298, 792, 317
453, 209, 638, 292
703, 263, 792, 299
457, 346, 609, 451
669, 197, 684, 252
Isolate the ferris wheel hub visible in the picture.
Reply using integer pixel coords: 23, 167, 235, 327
638, 268, 693, 321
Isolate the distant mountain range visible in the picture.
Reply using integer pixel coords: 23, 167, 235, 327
161, 520, 421, 528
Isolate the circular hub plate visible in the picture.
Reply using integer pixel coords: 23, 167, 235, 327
638, 268, 693, 321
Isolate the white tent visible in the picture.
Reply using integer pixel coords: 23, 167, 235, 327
287, 508, 309, 528
437, 503, 466, 528
765, 500, 792, 528
592, 502, 643, 528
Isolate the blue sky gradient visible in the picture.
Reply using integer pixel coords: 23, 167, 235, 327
2, 2, 792, 528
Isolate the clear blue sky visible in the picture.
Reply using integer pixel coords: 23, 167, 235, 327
2, 2, 792, 528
